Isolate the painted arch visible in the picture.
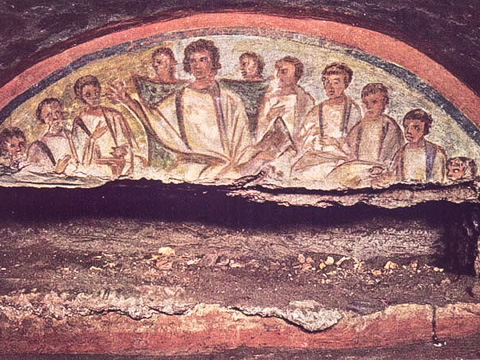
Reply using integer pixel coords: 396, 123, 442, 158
0, 13, 479, 190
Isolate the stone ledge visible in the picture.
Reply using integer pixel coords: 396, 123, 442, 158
1, 297, 480, 356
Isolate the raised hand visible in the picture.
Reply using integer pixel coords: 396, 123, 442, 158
106, 80, 130, 105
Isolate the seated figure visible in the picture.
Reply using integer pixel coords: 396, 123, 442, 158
220, 52, 269, 138
27, 98, 78, 175
391, 109, 447, 184
347, 83, 404, 165
0, 127, 27, 174
72, 75, 135, 177
256, 56, 315, 147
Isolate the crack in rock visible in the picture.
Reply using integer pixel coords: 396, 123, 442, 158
233, 300, 342, 332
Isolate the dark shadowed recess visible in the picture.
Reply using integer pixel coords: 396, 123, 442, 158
0, 179, 478, 275
0, 1, 479, 95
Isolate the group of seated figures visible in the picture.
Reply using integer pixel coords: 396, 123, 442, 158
0, 38, 476, 187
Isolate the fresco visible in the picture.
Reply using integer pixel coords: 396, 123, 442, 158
0, 25, 479, 190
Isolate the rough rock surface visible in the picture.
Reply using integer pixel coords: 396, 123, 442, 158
234, 300, 342, 332
0, 184, 480, 357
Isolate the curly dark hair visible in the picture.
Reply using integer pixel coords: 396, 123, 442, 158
183, 39, 221, 74
0, 127, 26, 157
36, 98, 61, 123
322, 62, 353, 88
152, 47, 177, 77
403, 108, 434, 135
152, 47, 177, 63
74, 75, 101, 102
239, 52, 265, 77
361, 83, 389, 105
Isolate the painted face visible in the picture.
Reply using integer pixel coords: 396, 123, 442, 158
81, 84, 101, 107
403, 119, 426, 143
40, 101, 64, 135
5, 136, 26, 158
239, 56, 258, 80
447, 161, 466, 181
152, 53, 173, 78
188, 50, 214, 80
323, 74, 347, 99
275, 61, 297, 88
362, 92, 387, 118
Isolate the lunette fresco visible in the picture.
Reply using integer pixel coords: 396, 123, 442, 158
0, 29, 478, 190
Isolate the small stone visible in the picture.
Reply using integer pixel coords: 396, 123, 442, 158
305, 257, 314, 264
216, 256, 230, 266
229, 260, 245, 268
297, 254, 306, 264
371, 269, 382, 277
158, 247, 175, 257
325, 256, 335, 266
335, 256, 350, 266
301, 263, 313, 271
433, 267, 444, 272
318, 262, 326, 270
409, 260, 418, 269
384, 261, 398, 270
186, 258, 200, 266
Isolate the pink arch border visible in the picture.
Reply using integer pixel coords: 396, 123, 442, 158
1, 12, 479, 128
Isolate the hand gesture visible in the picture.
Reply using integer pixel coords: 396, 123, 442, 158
265, 101, 286, 122
55, 154, 72, 174
91, 122, 109, 140
106, 80, 130, 105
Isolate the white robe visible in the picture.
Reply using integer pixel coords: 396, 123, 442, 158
256, 84, 315, 147
146, 83, 252, 181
